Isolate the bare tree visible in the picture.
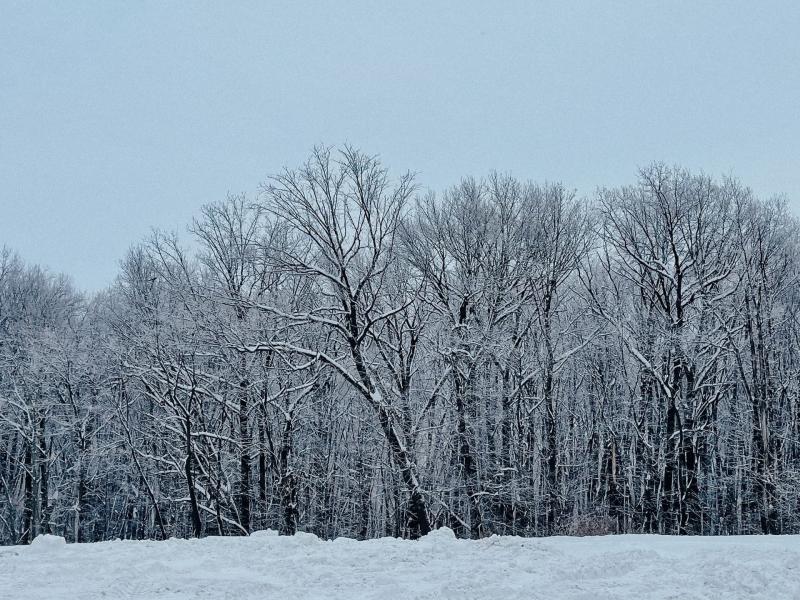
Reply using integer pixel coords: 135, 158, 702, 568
3, 157, 800, 545
244, 146, 431, 538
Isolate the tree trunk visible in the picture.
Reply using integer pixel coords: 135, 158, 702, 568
238, 375, 251, 534
278, 416, 298, 536
184, 419, 203, 538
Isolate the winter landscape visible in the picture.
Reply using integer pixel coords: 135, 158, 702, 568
3, 3, 800, 599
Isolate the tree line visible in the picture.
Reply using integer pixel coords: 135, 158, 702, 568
2, 147, 799, 544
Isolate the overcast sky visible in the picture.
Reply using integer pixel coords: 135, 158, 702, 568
2, 1, 799, 291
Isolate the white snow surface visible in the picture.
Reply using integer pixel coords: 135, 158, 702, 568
1, 529, 798, 599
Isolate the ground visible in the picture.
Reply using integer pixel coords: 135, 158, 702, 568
1, 528, 798, 599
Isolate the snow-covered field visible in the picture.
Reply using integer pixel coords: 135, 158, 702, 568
1, 529, 798, 599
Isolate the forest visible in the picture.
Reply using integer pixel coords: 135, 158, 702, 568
1, 146, 799, 545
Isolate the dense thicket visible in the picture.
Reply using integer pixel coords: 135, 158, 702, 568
2, 148, 799, 544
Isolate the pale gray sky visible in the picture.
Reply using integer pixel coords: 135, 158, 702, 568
2, 1, 799, 291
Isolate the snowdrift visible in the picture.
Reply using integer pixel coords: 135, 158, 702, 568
1, 529, 798, 599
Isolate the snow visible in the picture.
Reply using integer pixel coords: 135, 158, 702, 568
1, 531, 798, 599
27, 534, 67, 552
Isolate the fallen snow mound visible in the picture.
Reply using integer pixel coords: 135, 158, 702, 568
1, 531, 798, 599
28, 534, 67, 552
